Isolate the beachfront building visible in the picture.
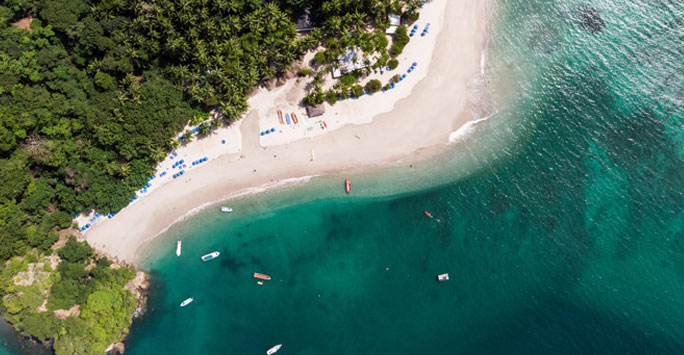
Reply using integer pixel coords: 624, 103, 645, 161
295, 9, 315, 33
306, 104, 326, 118
385, 14, 402, 34
331, 47, 373, 78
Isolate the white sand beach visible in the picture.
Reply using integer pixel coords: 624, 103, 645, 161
84, 0, 489, 263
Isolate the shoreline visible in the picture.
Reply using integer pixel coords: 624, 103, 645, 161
84, 0, 490, 265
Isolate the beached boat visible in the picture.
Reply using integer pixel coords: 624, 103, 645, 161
266, 344, 282, 355
277, 109, 284, 124
291, 112, 299, 124
424, 211, 433, 218
253, 272, 271, 280
220, 206, 233, 213
285, 114, 291, 124
180, 297, 194, 307
437, 273, 449, 282
176, 240, 182, 256
345, 179, 351, 194
201, 251, 220, 262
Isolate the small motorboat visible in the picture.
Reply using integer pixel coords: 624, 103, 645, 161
277, 109, 284, 124
291, 112, 299, 124
180, 297, 194, 307
424, 211, 433, 218
176, 240, 182, 257
253, 273, 271, 280
345, 179, 351, 194
220, 206, 233, 213
267, 344, 282, 355
437, 273, 449, 282
201, 251, 220, 262
257, 281, 264, 285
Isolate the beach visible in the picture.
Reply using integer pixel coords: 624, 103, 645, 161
84, 0, 489, 263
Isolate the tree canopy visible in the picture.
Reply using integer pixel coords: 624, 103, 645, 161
0, 0, 424, 352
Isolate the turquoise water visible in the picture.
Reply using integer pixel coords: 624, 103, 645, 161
120, 1, 684, 354
5, 0, 683, 353
123, 0, 684, 354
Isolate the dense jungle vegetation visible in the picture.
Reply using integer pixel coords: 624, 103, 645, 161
0, 0, 421, 352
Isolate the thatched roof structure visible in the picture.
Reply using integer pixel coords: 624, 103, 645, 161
306, 104, 326, 118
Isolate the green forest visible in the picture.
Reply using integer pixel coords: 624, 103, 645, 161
0, 0, 422, 353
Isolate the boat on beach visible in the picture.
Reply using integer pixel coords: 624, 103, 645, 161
180, 297, 194, 307
176, 240, 182, 256
201, 251, 220, 262
291, 112, 299, 124
253, 272, 271, 280
345, 179, 351, 193
220, 206, 233, 213
277, 109, 284, 124
266, 344, 282, 355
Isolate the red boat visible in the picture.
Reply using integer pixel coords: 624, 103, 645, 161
424, 211, 433, 218
253, 273, 271, 280
277, 110, 284, 125
345, 179, 351, 194
291, 112, 299, 124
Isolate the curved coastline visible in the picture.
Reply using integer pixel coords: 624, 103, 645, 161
85, 0, 490, 264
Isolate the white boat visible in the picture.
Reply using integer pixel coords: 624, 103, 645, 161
201, 251, 220, 262
220, 206, 233, 213
266, 344, 282, 355
176, 240, 182, 257
437, 273, 449, 282
180, 297, 193, 307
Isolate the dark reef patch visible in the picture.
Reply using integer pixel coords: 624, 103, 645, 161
577, 5, 606, 34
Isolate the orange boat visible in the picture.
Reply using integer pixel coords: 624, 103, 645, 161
277, 110, 284, 125
424, 211, 433, 218
253, 273, 271, 280
291, 112, 299, 124
345, 179, 351, 194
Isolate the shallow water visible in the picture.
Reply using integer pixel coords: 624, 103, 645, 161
121, 1, 684, 353
9, 0, 684, 354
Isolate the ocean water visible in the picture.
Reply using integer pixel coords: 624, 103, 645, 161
119, 1, 684, 354
5, 0, 683, 353
123, 0, 684, 354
